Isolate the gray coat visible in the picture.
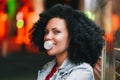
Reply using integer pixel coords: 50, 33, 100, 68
37, 58, 95, 80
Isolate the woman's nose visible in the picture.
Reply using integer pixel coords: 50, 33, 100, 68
44, 33, 53, 41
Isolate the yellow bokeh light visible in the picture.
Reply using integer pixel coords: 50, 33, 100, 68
16, 19, 24, 29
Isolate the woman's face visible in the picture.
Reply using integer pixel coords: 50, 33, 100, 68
44, 18, 69, 56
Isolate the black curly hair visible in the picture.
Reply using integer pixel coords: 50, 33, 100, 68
30, 4, 105, 67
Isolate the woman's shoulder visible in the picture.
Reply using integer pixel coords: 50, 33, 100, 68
59, 62, 94, 80
37, 59, 56, 79
42, 59, 56, 70
66, 63, 94, 80
60, 59, 93, 73
74, 63, 93, 71
65, 62, 94, 75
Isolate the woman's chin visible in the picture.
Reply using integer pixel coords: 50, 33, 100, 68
47, 53, 55, 56
47, 51, 55, 56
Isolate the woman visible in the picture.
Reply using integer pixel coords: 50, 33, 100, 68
30, 4, 104, 80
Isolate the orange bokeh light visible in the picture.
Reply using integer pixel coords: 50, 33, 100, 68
0, 12, 8, 39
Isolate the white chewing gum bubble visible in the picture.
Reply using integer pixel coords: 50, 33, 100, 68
44, 41, 53, 50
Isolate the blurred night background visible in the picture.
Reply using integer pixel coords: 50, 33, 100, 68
0, 0, 120, 80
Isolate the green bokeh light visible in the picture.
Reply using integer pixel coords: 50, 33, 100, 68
84, 11, 95, 21
7, 0, 16, 18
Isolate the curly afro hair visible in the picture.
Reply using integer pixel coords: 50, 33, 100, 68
30, 4, 105, 67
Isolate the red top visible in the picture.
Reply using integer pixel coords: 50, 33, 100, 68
45, 66, 57, 80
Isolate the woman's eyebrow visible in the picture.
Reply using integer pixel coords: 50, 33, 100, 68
51, 27, 57, 30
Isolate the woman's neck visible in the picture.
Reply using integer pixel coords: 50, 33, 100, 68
55, 52, 68, 69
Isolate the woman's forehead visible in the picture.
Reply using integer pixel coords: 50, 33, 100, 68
45, 18, 67, 29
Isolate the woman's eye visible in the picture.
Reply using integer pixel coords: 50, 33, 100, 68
54, 30, 61, 34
